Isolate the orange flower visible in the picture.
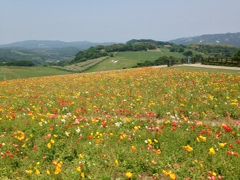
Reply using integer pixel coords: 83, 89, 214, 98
131, 146, 137, 153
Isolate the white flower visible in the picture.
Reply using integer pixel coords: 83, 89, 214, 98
76, 127, 81, 134
115, 122, 122, 127
67, 113, 72, 117
65, 131, 70, 137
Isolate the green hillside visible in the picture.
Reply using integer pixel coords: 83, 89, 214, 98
0, 66, 71, 81
84, 49, 184, 72
56, 57, 107, 72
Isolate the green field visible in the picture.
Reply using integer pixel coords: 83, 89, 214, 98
0, 66, 71, 81
85, 49, 184, 72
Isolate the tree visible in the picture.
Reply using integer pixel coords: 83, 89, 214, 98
192, 54, 204, 63
183, 50, 193, 57
233, 50, 240, 61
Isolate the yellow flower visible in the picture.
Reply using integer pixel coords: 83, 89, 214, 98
125, 172, 133, 179
219, 143, 227, 148
183, 145, 193, 152
209, 95, 214, 101
50, 139, 55, 144
54, 161, 63, 175
196, 135, 206, 142
14, 131, 26, 141
209, 147, 216, 156
169, 173, 177, 180
35, 169, 40, 175
46, 170, 51, 175
47, 139, 55, 149
115, 159, 119, 167
79, 153, 84, 159
163, 170, 170, 176
162, 170, 177, 180
25, 170, 33, 175
133, 126, 141, 131
147, 139, 153, 145
76, 167, 81, 172
120, 133, 127, 140
47, 142, 52, 149
81, 172, 85, 178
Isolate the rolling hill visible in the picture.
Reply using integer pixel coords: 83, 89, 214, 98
171, 32, 240, 47
0, 40, 113, 50
0, 40, 114, 65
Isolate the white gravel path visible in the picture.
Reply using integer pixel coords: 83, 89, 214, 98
175, 63, 240, 71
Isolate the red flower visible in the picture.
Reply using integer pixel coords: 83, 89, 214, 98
33, 145, 38, 152
236, 140, 240, 145
222, 124, 233, 133
102, 120, 107, 128
227, 151, 239, 157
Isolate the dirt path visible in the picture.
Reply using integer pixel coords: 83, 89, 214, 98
175, 63, 240, 71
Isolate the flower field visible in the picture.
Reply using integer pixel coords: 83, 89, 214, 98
0, 68, 239, 179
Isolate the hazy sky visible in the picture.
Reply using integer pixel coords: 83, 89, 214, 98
0, 0, 239, 44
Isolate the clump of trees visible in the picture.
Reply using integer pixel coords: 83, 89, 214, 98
170, 45, 185, 53
201, 50, 240, 67
0, 60, 35, 66
134, 56, 180, 68
72, 47, 108, 63
233, 50, 240, 61
189, 45, 238, 58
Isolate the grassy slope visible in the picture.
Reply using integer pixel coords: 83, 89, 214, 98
57, 57, 108, 72
0, 66, 71, 81
85, 49, 184, 72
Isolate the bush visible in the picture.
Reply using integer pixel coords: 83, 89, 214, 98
5, 61, 35, 66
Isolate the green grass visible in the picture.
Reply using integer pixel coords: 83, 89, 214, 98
85, 49, 184, 72
0, 66, 72, 81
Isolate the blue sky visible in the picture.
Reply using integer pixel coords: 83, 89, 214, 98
0, 0, 239, 44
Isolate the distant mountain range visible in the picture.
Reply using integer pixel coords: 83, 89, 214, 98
171, 32, 240, 47
0, 40, 113, 50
